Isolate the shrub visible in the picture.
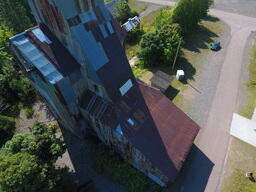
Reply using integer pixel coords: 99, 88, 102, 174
0, 115, 15, 146
114, 0, 138, 24
25, 108, 34, 118
126, 26, 144, 44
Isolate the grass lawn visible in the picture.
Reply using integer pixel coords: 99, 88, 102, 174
128, 0, 148, 13
238, 41, 256, 118
221, 138, 256, 192
221, 39, 256, 192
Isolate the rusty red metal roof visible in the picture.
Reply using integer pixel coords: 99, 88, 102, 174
134, 81, 200, 181
81, 80, 199, 182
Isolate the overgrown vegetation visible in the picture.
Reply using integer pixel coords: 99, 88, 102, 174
114, 0, 138, 24
25, 108, 34, 119
0, 123, 71, 192
88, 137, 162, 192
0, 0, 35, 33
0, 115, 15, 147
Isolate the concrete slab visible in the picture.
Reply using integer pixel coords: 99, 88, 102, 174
230, 113, 256, 147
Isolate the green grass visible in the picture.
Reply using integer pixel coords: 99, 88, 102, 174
128, 0, 148, 13
132, 65, 150, 78
104, 0, 112, 3
126, 43, 139, 60
238, 41, 256, 118
222, 138, 256, 192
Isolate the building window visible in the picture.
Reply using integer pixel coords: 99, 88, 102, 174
127, 118, 135, 126
67, 16, 81, 27
119, 79, 133, 96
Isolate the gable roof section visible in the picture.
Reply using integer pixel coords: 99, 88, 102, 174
80, 80, 199, 182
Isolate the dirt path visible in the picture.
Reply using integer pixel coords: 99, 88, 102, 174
132, 0, 256, 191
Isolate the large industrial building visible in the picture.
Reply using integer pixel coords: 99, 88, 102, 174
10, 0, 199, 186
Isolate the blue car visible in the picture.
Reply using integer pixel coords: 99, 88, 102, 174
210, 41, 221, 51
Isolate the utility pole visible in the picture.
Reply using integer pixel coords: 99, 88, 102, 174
172, 38, 182, 72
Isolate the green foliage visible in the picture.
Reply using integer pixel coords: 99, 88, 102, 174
0, 152, 68, 192
114, 0, 138, 24
4, 123, 66, 164
25, 108, 34, 118
0, 123, 70, 192
154, 8, 173, 30
0, 115, 15, 146
126, 26, 144, 44
154, 0, 213, 34
138, 24, 183, 67
0, 0, 35, 33
0, 26, 36, 111
89, 137, 162, 192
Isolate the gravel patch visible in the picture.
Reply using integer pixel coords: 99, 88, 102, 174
184, 21, 231, 127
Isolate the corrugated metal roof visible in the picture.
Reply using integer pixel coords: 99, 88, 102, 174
11, 33, 63, 84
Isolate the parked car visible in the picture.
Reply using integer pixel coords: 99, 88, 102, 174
210, 41, 221, 51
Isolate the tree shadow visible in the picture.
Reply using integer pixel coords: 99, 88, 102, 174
203, 15, 220, 22
175, 57, 196, 84
169, 144, 214, 192
183, 17, 219, 53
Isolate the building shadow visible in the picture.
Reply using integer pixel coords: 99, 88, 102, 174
164, 86, 180, 100
169, 144, 214, 192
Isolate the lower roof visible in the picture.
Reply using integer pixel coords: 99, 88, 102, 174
81, 80, 199, 182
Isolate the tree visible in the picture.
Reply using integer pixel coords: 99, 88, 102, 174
138, 24, 182, 67
0, 152, 68, 192
0, 123, 70, 192
154, 0, 213, 34
0, 0, 35, 33
0, 25, 36, 108
0, 115, 15, 146
4, 123, 66, 164
114, 0, 138, 24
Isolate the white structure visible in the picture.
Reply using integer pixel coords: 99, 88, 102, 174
230, 111, 256, 147
122, 16, 140, 31
176, 70, 185, 80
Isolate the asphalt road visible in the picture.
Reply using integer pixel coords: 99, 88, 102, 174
136, 0, 256, 191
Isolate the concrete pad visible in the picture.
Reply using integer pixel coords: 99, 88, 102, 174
230, 113, 256, 147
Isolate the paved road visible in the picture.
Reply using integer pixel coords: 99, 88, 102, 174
135, 0, 256, 191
